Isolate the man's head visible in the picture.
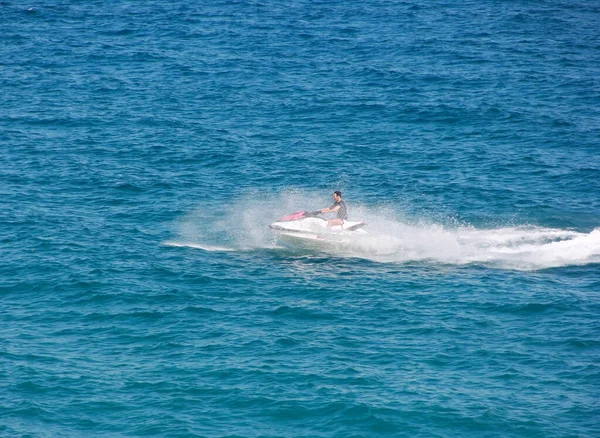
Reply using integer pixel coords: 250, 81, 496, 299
333, 191, 342, 201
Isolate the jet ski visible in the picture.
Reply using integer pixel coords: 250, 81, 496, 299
269, 211, 367, 249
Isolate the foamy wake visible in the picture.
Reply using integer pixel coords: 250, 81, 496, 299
163, 241, 237, 252
167, 191, 600, 271
343, 224, 600, 270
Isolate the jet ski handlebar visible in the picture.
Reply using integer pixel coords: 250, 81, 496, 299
277, 210, 322, 222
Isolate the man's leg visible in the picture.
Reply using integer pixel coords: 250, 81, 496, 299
327, 218, 344, 228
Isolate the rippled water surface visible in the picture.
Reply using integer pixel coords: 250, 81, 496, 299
1, 1, 599, 436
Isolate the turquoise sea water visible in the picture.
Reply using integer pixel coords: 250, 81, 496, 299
2, 1, 599, 436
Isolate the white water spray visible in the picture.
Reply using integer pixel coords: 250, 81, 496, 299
165, 190, 600, 271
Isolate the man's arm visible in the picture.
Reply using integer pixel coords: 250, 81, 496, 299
321, 204, 341, 214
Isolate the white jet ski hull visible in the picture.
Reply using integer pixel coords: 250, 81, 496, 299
275, 230, 367, 251
270, 217, 366, 234
269, 213, 367, 250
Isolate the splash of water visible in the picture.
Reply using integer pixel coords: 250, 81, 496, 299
166, 190, 600, 271
351, 221, 600, 270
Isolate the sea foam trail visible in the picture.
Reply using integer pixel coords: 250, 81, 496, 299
348, 224, 600, 270
170, 193, 600, 270
163, 241, 237, 252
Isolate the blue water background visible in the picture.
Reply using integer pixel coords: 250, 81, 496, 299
1, 1, 599, 436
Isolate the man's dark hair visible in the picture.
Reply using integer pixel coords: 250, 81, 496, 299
334, 191, 342, 197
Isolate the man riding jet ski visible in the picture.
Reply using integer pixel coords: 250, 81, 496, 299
269, 191, 367, 247
320, 190, 348, 227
